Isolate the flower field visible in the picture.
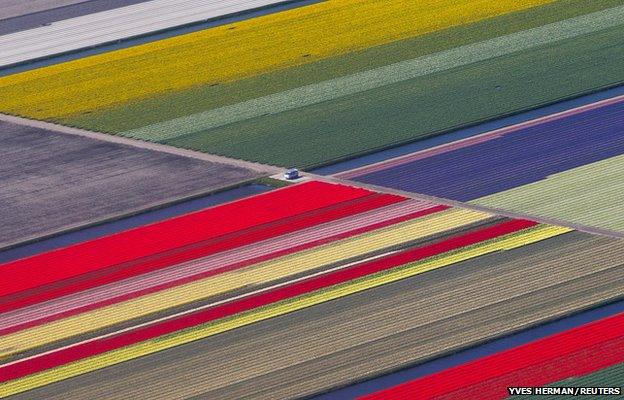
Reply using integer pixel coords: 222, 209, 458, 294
1, 0, 624, 398
3, 180, 616, 398
3, 0, 624, 167
0, 0, 549, 119
348, 95, 624, 234
363, 312, 624, 399
0, 0, 293, 68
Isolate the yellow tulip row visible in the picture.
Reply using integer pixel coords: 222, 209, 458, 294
0, 0, 552, 120
0, 208, 489, 359
0, 224, 570, 398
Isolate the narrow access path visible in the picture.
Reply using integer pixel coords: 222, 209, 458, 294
0, 113, 282, 175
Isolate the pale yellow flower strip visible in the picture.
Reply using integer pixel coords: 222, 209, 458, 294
0, 225, 570, 398
0, 209, 490, 358
0, 0, 553, 119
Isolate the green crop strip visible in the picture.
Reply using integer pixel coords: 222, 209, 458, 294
65, 0, 624, 134
162, 24, 624, 167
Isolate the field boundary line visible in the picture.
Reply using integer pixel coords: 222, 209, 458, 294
336, 94, 624, 178
0, 178, 271, 254
0, 113, 283, 174
309, 173, 624, 239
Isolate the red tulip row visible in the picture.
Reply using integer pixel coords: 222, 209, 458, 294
0, 218, 536, 383
0, 181, 402, 314
363, 312, 624, 399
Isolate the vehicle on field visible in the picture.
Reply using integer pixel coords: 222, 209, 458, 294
284, 168, 300, 180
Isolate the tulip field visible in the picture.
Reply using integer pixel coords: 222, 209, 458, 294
348, 95, 624, 235
364, 312, 624, 399
3, 181, 623, 399
1, 0, 624, 167
1, 0, 623, 398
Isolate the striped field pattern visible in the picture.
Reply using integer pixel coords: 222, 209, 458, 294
0, 199, 433, 336
2, 0, 624, 398
348, 94, 624, 235
363, 312, 624, 399
508, 363, 624, 399
0, 180, 601, 398
0, 0, 549, 118
0, 0, 296, 68
2, 0, 624, 166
